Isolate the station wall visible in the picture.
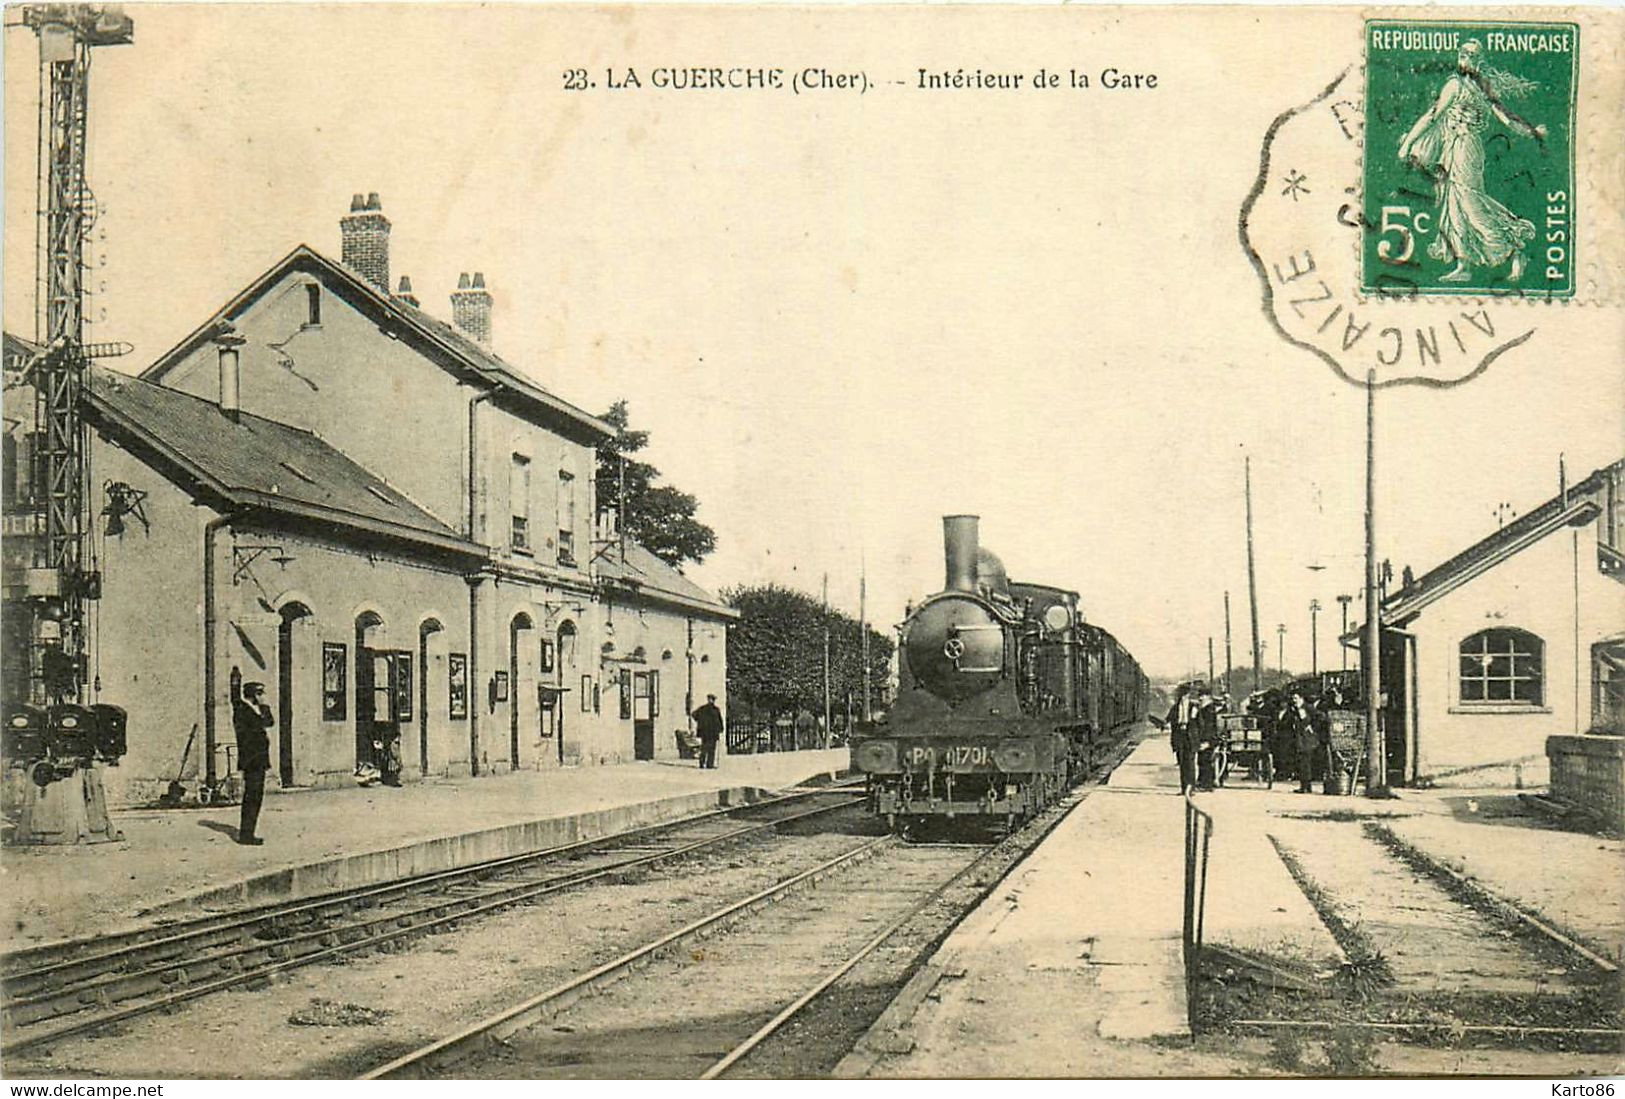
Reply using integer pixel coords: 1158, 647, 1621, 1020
1409, 517, 1624, 781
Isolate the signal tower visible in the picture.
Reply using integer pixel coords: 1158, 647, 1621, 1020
5, 5, 132, 844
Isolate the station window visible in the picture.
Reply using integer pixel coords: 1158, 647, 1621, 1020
1459, 628, 1543, 705
305, 283, 321, 327
557, 469, 576, 566
510, 454, 531, 553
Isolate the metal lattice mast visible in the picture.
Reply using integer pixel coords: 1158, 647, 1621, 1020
22, 5, 132, 705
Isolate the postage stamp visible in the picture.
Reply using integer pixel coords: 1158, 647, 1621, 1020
1362, 20, 1579, 299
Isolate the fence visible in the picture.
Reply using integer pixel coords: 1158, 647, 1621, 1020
1182, 795, 1214, 1027
725, 719, 834, 755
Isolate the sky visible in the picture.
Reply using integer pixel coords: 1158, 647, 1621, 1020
4, 4, 1619, 679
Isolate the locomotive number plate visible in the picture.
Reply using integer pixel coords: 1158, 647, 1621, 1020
902, 744, 993, 770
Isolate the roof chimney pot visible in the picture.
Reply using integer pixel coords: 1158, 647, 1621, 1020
450, 271, 494, 348
339, 192, 391, 292
395, 275, 420, 308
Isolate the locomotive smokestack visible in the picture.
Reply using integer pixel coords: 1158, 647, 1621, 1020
943, 514, 980, 593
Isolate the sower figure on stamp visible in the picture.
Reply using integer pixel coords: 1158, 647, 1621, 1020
1397, 39, 1547, 283
692, 693, 724, 770
233, 681, 274, 844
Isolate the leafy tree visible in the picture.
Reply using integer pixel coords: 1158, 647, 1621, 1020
723, 583, 895, 729
596, 400, 717, 568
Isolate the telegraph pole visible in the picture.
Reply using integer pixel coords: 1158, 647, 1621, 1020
1207, 637, 1215, 689
1337, 594, 1352, 671
1223, 590, 1234, 697
859, 560, 871, 722
1309, 599, 1321, 676
1245, 456, 1263, 693
1364, 370, 1387, 797
821, 572, 832, 748
1276, 623, 1286, 677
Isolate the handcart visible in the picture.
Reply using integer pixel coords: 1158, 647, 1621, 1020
1210, 712, 1273, 788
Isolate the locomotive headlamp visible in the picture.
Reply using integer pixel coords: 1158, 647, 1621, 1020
854, 740, 899, 773
994, 740, 1037, 772
1042, 605, 1072, 633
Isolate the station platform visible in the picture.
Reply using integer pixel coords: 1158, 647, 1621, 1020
0, 749, 847, 953
839, 728, 1621, 1077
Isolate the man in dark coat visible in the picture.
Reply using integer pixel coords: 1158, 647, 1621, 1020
1283, 691, 1322, 793
1191, 688, 1221, 790
691, 694, 724, 770
233, 681, 274, 844
1164, 685, 1199, 795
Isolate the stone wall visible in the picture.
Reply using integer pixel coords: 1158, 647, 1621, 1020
1546, 734, 1625, 829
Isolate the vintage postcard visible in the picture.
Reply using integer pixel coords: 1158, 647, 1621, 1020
1, 2, 1621, 1085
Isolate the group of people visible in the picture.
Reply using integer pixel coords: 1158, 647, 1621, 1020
1164, 683, 1223, 794
1254, 685, 1345, 794
1165, 681, 1350, 796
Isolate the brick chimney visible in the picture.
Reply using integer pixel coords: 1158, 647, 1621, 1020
395, 275, 420, 308
450, 271, 492, 347
340, 192, 390, 292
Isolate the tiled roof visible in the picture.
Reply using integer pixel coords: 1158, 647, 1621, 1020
140, 246, 614, 444
1381, 458, 1621, 624
87, 365, 484, 559
594, 538, 737, 619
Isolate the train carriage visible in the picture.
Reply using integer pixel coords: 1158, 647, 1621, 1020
851, 515, 1145, 833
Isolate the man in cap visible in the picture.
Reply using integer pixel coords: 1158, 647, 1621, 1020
233, 681, 274, 844
691, 693, 724, 769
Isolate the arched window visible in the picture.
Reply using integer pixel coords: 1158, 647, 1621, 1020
1459, 628, 1544, 705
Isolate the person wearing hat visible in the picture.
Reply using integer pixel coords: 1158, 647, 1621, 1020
1164, 683, 1199, 795
233, 680, 274, 844
1191, 686, 1221, 790
691, 693, 724, 770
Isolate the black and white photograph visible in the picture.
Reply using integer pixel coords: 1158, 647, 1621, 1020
1, 1, 1621, 1085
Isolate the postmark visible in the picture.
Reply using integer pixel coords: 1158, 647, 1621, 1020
1363, 20, 1579, 299
1240, 67, 1536, 389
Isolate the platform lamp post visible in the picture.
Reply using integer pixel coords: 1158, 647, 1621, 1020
1309, 599, 1321, 676
1337, 594, 1352, 671
1276, 623, 1286, 678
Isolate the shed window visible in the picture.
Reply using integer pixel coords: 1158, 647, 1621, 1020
1459, 628, 1543, 705
305, 284, 321, 326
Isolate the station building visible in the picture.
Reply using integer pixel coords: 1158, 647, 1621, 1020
1377, 458, 1625, 785
2, 195, 734, 806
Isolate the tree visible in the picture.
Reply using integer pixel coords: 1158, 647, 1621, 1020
596, 400, 716, 568
723, 582, 895, 732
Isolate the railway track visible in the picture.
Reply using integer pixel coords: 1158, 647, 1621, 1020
367, 733, 1138, 1080
0, 784, 861, 1056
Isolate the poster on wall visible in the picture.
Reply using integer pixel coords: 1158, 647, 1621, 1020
321, 642, 346, 720
580, 674, 593, 713
448, 653, 468, 720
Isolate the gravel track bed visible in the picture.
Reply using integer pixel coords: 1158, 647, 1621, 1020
6, 809, 879, 1080
439, 841, 983, 1079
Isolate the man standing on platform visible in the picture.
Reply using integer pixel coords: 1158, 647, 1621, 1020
1164, 684, 1199, 796
692, 693, 724, 770
233, 681, 274, 844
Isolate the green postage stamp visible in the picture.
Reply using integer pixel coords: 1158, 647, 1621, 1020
1363, 21, 1578, 299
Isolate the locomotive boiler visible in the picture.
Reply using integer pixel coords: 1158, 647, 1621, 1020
851, 515, 1146, 833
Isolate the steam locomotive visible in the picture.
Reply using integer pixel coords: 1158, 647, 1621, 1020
851, 515, 1146, 833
